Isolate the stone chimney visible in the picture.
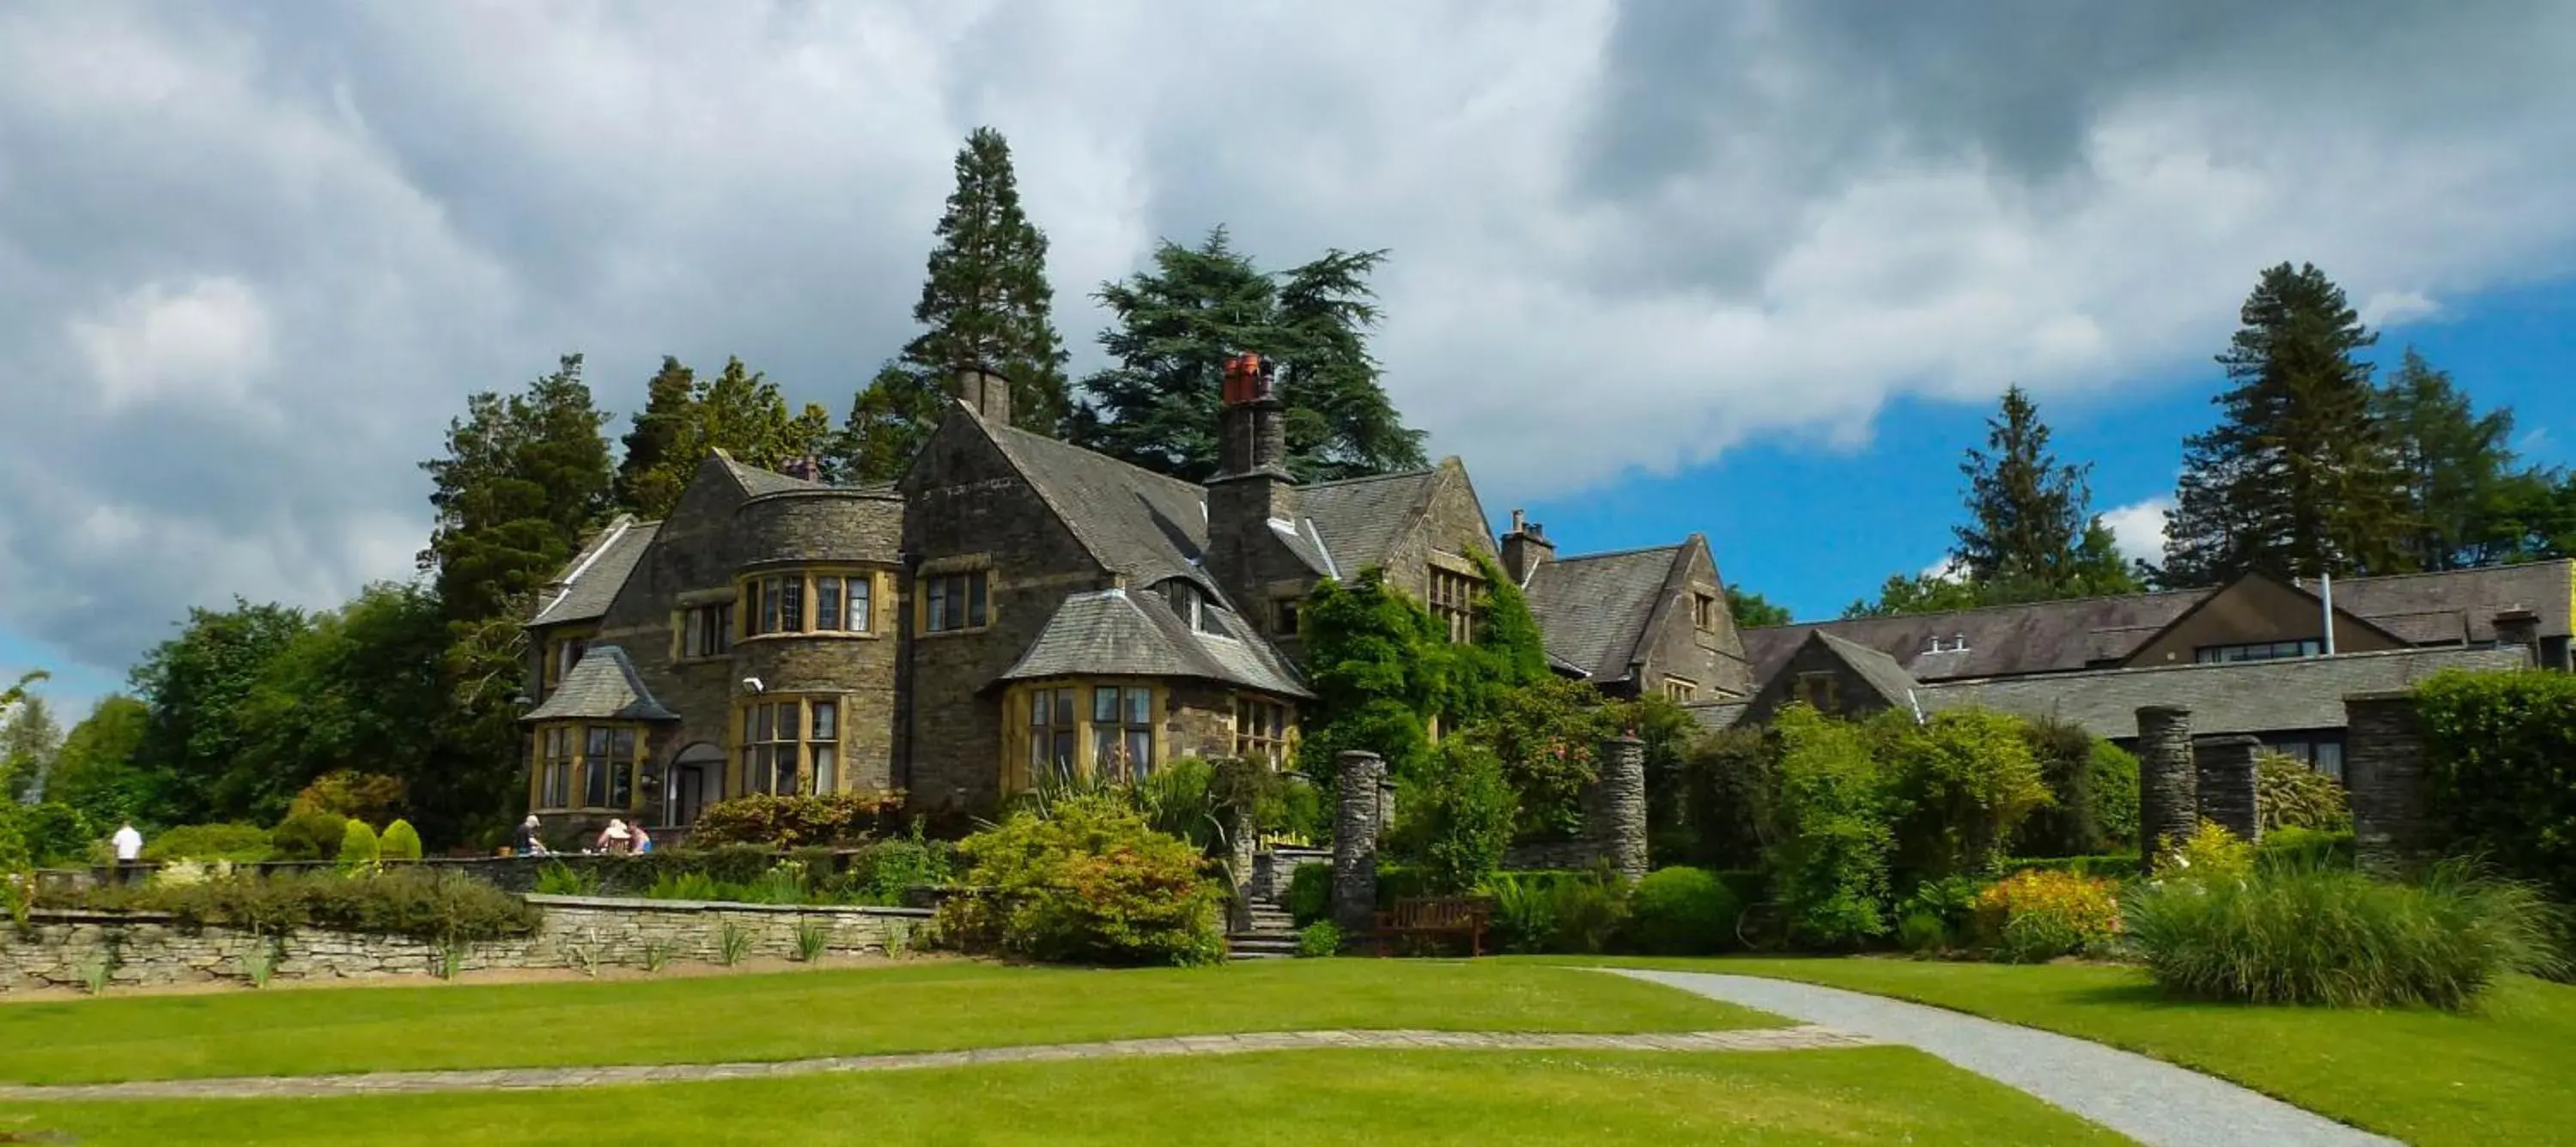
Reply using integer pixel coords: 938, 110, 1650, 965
1501, 508, 1554, 584
1206, 352, 1297, 610
953, 364, 1012, 425
2494, 607, 2541, 664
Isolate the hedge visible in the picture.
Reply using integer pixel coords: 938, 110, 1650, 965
2415, 669, 2576, 901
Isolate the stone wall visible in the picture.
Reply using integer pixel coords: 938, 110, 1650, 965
1497, 737, 1648, 880
0, 896, 933, 994
2343, 690, 2434, 863
2192, 735, 2263, 842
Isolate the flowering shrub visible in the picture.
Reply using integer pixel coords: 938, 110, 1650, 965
2154, 820, 2253, 883
690, 792, 902, 848
939, 793, 1224, 966
1974, 870, 2123, 962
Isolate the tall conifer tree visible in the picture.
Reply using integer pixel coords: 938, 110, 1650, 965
2369, 347, 2555, 569
2163, 263, 2406, 586
1953, 386, 2140, 601
1068, 228, 1427, 481
613, 356, 696, 519
833, 127, 1069, 482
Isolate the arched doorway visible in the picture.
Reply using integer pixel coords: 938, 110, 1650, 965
665, 742, 725, 829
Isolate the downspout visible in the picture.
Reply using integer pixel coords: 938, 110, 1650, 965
2320, 572, 2336, 656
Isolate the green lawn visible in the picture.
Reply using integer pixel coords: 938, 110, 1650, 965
0, 959, 1777, 1085
1587, 956, 2576, 1147
5, 1047, 2128, 1146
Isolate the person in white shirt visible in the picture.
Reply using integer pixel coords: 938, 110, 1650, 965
112, 822, 143, 863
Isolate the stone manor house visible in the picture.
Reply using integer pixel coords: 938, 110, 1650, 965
519, 357, 1752, 832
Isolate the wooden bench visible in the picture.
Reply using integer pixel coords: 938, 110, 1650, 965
1370, 896, 1492, 957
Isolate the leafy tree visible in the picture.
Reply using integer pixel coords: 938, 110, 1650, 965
126, 599, 312, 825
1842, 570, 1986, 619
236, 585, 463, 832
1, 692, 59, 803
419, 354, 614, 624
2370, 348, 2560, 569
2163, 263, 2408, 585
1296, 569, 1445, 784
1067, 228, 1427, 482
831, 127, 1072, 482
612, 356, 831, 517
1727, 586, 1791, 628
47, 695, 149, 828
0, 670, 42, 713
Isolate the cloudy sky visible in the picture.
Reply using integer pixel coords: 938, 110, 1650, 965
7, 0, 2576, 714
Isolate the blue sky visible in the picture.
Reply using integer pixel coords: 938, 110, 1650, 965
7, 3, 2576, 727
1526, 278, 2576, 622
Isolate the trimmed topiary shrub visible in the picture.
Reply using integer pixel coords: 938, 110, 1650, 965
938, 793, 1225, 967
336, 820, 380, 871
379, 819, 424, 862
269, 811, 347, 861
2087, 741, 2141, 850
1296, 920, 1343, 958
1622, 866, 1743, 956
143, 823, 276, 864
2123, 859, 2567, 1009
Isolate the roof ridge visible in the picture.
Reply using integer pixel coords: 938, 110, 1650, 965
1547, 541, 1688, 564
2313, 558, 2575, 586
1741, 584, 2214, 631
1302, 468, 1437, 490
1927, 644, 2493, 689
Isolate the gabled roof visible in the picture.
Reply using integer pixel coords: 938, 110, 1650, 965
995, 588, 1311, 698
1297, 469, 1443, 576
1918, 646, 2526, 739
977, 416, 1221, 597
1683, 700, 1747, 732
1743, 561, 2576, 686
1523, 543, 1688, 683
1744, 589, 2214, 684
530, 516, 659, 628
1814, 630, 1925, 707
718, 450, 831, 498
522, 646, 680, 722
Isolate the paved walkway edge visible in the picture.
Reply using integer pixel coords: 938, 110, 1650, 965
0, 1025, 1875, 1101
1601, 968, 2399, 1147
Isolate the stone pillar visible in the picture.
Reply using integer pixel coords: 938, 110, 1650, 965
2344, 690, 2433, 865
2192, 735, 2262, 843
1592, 735, 1649, 882
1224, 804, 1258, 933
1332, 750, 1385, 934
2136, 705, 2197, 873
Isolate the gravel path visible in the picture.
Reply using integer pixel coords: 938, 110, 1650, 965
0, 1025, 1874, 1101
1607, 969, 2399, 1147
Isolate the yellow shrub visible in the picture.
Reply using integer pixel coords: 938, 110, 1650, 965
2155, 819, 2253, 882
1974, 870, 2123, 961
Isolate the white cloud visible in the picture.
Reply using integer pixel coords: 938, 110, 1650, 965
2099, 498, 2176, 565
3, 1, 2575, 676
70, 277, 274, 411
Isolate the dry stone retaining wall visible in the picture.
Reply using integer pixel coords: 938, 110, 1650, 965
0, 895, 931, 994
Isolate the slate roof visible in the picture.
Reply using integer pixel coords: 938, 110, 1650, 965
1741, 590, 2207, 684
1523, 544, 1687, 683
981, 419, 1222, 597
1296, 470, 1443, 576
1684, 701, 1747, 732
521, 646, 680, 722
1917, 646, 2526, 740
995, 588, 1311, 698
1741, 561, 2575, 685
720, 452, 831, 498
530, 516, 659, 628
1815, 631, 1926, 707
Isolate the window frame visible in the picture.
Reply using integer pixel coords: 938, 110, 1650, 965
736, 569, 885, 641
1234, 695, 1294, 765
1663, 677, 1698, 702
921, 569, 993, 635
734, 695, 849, 798
1795, 671, 1840, 712
2193, 638, 2324, 665
528, 719, 645, 815
1002, 677, 1164, 792
678, 601, 734, 661
1692, 591, 1720, 634
1427, 566, 1480, 644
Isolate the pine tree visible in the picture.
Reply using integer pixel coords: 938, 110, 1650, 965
831, 127, 1070, 482
419, 355, 614, 623
1952, 386, 2139, 601
1068, 228, 1428, 481
2369, 347, 2553, 569
612, 356, 697, 519
2163, 263, 2407, 586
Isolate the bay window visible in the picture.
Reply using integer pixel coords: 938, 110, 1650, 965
738, 695, 846, 796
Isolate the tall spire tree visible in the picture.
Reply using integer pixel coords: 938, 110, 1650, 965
612, 356, 697, 519
831, 127, 1070, 482
2162, 262, 2407, 586
1953, 385, 2139, 600
2369, 347, 2556, 569
1067, 228, 1428, 481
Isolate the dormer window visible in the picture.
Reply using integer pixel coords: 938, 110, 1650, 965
1163, 580, 1223, 634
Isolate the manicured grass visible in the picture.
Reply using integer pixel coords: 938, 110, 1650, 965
0, 959, 1777, 1085
1588, 956, 2576, 1147
6, 1047, 2128, 1146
